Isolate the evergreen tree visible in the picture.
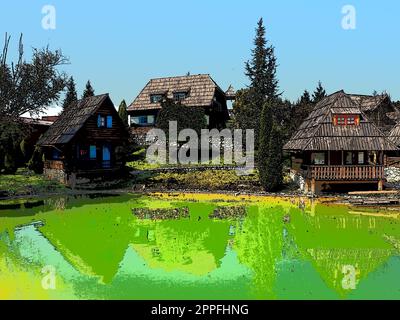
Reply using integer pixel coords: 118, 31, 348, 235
62, 77, 78, 111
245, 18, 279, 103
118, 100, 129, 127
235, 18, 279, 147
312, 81, 326, 104
258, 100, 273, 186
263, 121, 283, 191
299, 90, 311, 105
82, 80, 95, 99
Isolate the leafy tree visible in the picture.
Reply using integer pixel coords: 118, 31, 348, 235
62, 77, 78, 111
118, 100, 129, 127
4, 149, 17, 174
82, 80, 95, 99
27, 146, 44, 174
0, 33, 68, 169
312, 81, 326, 104
156, 98, 206, 136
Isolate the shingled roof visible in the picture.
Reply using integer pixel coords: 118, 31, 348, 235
284, 90, 398, 152
37, 94, 110, 146
348, 94, 388, 112
389, 123, 400, 147
127, 74, 224, 111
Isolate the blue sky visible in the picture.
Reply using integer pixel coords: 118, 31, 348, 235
1, 0, 399, 115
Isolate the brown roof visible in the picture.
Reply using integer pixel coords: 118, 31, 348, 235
21, 117, 54, 126
127, 74, 224, 111
348, 94, 388, 112
37, 94, 110, 146
389, 123, 400, 146
284, 90, 398, 151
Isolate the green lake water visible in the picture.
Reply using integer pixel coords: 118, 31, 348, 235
1, 193, 400, 300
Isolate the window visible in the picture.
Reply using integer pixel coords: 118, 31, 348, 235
173, 92, 187, 101
131, 115, 155, 126
333, 114, 360, 126
337, 116, 346, 125
358, 152, 365, 164
90, 145, 97, 159
52, 149, 61, 160
345, 152, 353, 165
106, 116, 112, 128
97, 115, 106, 128
150, 94, 163, 103
79, 146, 89, 160
312, 153, 325, 165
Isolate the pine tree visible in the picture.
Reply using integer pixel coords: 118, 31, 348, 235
118, 100, 129, 127
299, 90, 311, 105
82, 80, 95, 99
235, 18, 279, 147
245, 18, 279, 103
62, 77, 78, 111
312, 81, 326, 104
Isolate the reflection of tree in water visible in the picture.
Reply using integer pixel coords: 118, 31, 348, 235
305, 248, 392, 297
235, 205, 285, 299
132, 218, 231, 276
288, 204, 395, 297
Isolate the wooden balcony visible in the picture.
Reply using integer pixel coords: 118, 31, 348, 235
308, 165, 384, 181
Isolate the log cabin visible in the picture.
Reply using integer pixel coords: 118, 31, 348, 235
284, 90, 399, 194
37, 94, 129, 185
127, 74, 231, 145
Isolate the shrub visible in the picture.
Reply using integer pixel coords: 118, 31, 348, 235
28, 147, 44, 174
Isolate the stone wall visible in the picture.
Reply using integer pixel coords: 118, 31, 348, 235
43, 168, 68, 185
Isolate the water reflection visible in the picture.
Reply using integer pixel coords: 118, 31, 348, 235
1, 194, 400, 299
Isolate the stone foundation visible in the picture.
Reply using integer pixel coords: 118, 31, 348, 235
43, 168, 68, 185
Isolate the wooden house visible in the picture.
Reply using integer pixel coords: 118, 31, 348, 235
127, 74, 230, 143
284, 90, 399, 194
37, 94, 129, 185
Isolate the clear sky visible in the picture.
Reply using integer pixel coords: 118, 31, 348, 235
1, 0, 399, 115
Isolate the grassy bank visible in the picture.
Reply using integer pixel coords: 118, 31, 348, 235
0, 168, 66, 198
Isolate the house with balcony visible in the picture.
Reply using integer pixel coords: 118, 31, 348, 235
37, 94, 129, 186
284, 90, 399, 194
127, 74, 231, 144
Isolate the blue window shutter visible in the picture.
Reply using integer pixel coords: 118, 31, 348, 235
107, 116, 112, 128
90, 145, 96, 159
97, 115, 101, 127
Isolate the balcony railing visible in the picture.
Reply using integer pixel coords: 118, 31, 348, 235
308, 165, 384, 181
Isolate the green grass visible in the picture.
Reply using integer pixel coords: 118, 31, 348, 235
0, 168, 66, 197
149, 170, 260, 191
